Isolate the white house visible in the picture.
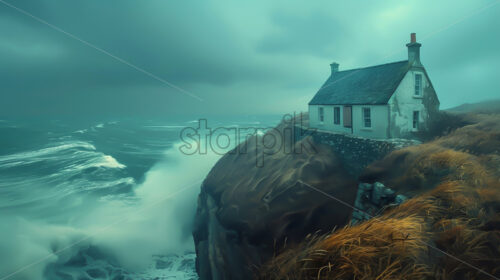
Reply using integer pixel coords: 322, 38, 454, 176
308, 33, 440, 139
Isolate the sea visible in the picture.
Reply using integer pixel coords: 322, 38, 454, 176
0, 116, 280, 280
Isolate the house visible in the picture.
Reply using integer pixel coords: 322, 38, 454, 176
308, 33, 440, 139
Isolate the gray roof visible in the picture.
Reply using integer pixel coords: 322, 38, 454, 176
309, 60, 411, 105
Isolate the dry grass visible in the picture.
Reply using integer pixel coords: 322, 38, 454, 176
259, 113, 500, 279
262, 217, 430, 280
261, 180, 500, 279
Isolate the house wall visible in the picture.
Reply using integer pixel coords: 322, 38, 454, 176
388, 68, 439, 138
308, 104, 389, 139
352, 105, 389, 139
309, 105, 352, 134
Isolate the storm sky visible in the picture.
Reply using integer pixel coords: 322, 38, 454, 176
1, 0, 499, 118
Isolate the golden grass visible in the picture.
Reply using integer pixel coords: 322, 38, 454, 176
259, 113, 500, 279
261, 216, 431, 280
261, 180, 500, 279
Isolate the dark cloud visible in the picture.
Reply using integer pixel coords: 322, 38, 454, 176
257, 11, 346, 57
0, 0, 498, 118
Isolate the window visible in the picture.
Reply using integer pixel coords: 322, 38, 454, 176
334, 107, 340, 124
363, 107, 371, 128
415, 74, 422, 96
413, 111, 420, 130
319, 107, 324, 123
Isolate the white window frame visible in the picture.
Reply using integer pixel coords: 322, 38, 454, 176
362, 107, 371, 128
318, 107, 324, 123
414, 73, 422, 96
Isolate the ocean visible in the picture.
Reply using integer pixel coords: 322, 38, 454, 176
0, 116, 280, 280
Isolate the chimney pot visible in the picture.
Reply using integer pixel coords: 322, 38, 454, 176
406, 33, 421, 66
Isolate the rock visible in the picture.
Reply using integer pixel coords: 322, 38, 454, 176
193, 120, 416, 279
371, 182, 386, 205
351, 182, 408, 225
395, 194, 407, 204
193, 124, 358, 280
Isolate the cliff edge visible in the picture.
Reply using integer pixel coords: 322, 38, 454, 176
192, 115, 418, 279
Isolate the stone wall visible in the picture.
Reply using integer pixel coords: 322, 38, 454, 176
294, 125, 419, 176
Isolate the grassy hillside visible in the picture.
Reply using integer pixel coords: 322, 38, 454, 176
445, 99, 500, 114
260, 112, 500, 279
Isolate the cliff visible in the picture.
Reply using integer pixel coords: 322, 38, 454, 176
193, 109, 500, 279
193, 118, 357, 279
193, 115, 419, 279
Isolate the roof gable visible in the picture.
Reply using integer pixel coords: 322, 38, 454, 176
309, 60, 411, 105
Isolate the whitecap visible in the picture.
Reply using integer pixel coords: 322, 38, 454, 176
81, 177, 135, 192
0, 141, 97, 165
96, 155, 126, 169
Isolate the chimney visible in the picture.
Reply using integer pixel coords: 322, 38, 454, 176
406, 33, 422, 66
330, 62, 339, 75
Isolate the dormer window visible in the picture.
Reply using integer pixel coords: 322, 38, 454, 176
415, 74, 422, 96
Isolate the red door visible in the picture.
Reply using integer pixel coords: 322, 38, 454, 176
343, 106, 352, 128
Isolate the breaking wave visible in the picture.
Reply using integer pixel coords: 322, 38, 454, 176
0, 118, 277, 280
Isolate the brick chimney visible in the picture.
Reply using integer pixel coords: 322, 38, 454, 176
330, 62, 339, 75
406, 33, 422, 66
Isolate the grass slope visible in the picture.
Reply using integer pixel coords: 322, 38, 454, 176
260, 112, 500, 279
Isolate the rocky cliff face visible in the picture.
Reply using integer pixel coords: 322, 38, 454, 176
192, 119, 408, 279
